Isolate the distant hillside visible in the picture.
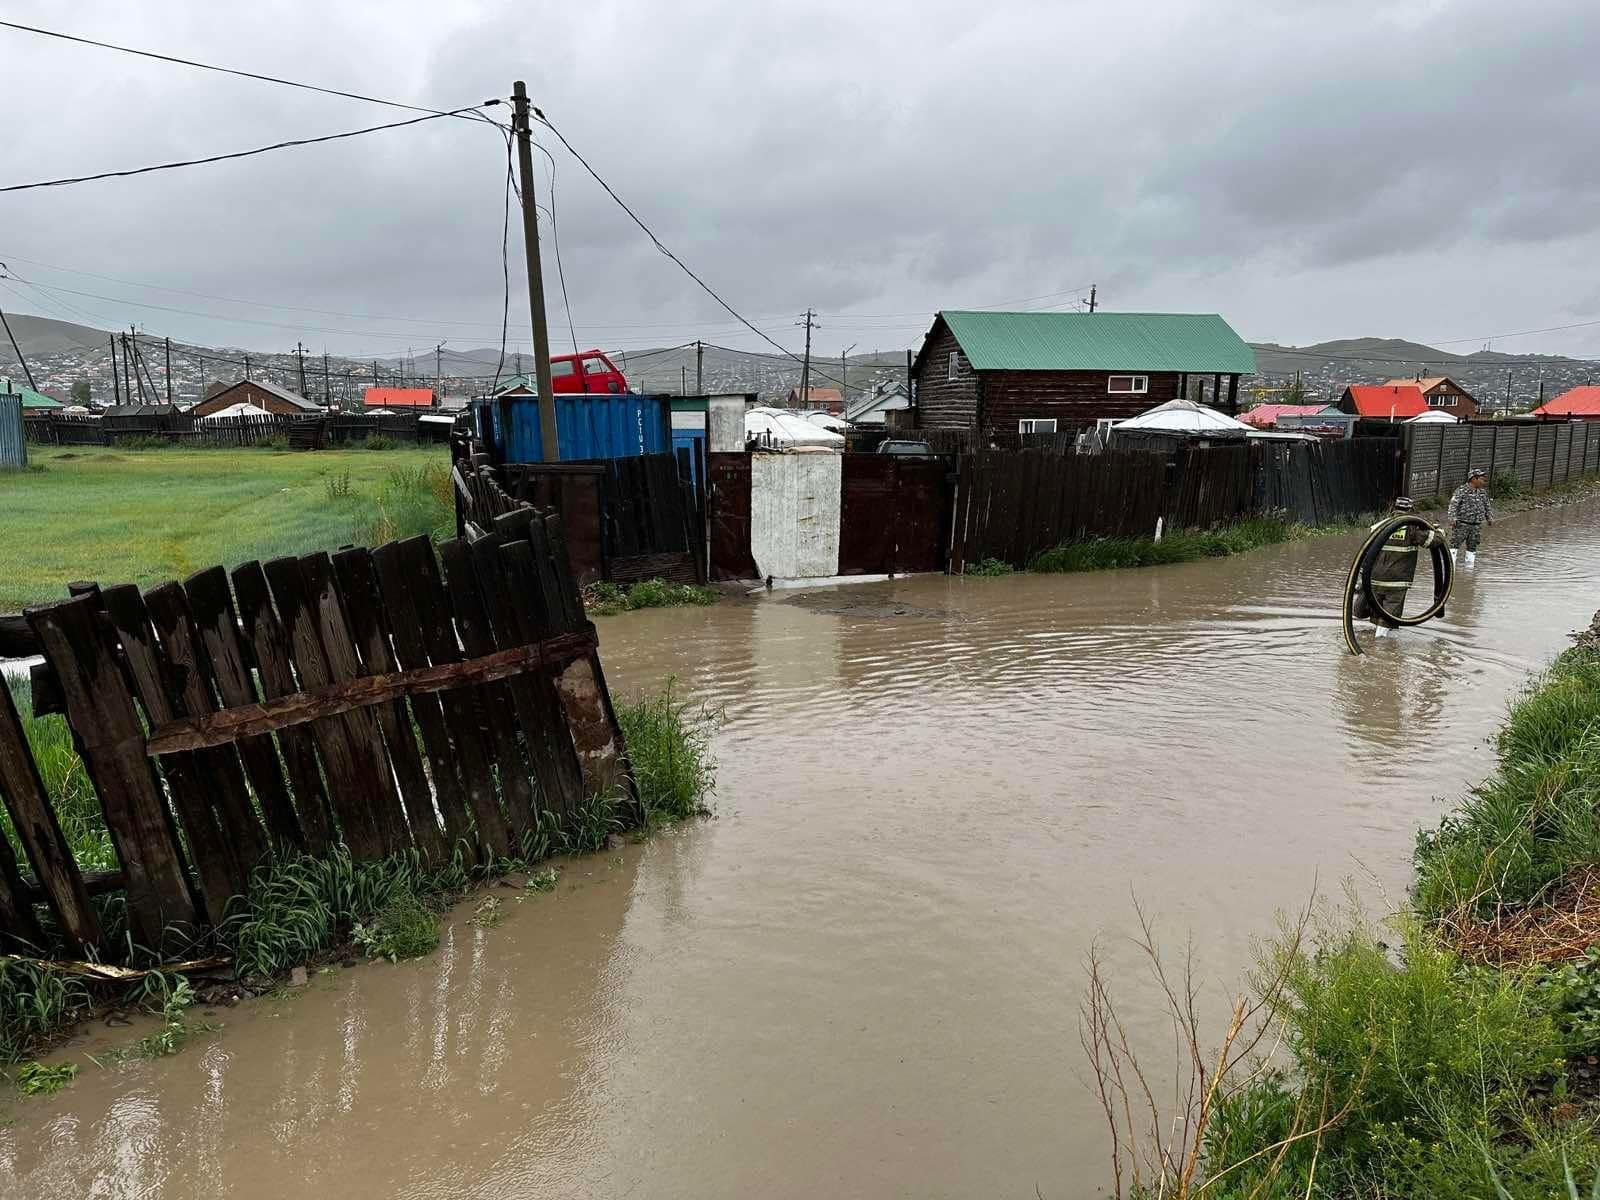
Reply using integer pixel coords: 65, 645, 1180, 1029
1, 313, 108, 356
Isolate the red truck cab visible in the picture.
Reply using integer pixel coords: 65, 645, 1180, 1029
550, 349, 629, 394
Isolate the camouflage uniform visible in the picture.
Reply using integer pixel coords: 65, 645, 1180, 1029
1447, 482, 1493, 551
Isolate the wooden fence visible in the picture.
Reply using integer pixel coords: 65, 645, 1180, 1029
25, 410, 456, 449
455, 446, 706, 587
1404, 421, 1600, 498
950, 438, 1402, 570
0, 514, 631, 958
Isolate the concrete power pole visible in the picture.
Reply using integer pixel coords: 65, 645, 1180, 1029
511, 80, 560, 462
0, 305, 37, 391
841, 343, 857, 410
323, 353, 331, 406
295, 342, 308, 396
797, 309, 817, 408
1087, 284, 1098, 313
109, 334, 121, 404
164, 337, 173, 404
695, 340, 704, 394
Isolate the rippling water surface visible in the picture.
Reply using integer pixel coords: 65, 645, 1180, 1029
5, 500, 1598, 1199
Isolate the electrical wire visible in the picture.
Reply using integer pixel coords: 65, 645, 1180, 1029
0, 107, 482, 193
0, 19, 497, 123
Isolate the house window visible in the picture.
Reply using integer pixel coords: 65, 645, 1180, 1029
947, 351, 967, 381
1107, 374, 1149, 394
1018, 418, 1058, 434
1428, 394, 1457, 407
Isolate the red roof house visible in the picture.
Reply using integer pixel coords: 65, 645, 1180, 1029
1338, 384, 1427, 420
1533, 386, 1600, 420
1238, 403, 1327, 429
363, 386, 435, 409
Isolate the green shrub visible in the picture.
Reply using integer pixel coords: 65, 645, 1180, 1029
259, 433, 290, 451
364, 434, 396, 451
618, 681, 718, 825
1490, 470, 1528, 501
12, 1060, 78, 1095
964, 558, 1014, 577
323, 469, 354, 501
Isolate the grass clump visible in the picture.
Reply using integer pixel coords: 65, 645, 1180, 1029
102, 976, 219, 1062
1414, 646, 1600, 922
351, 461, 453, 545
1030, 516, 1299, 573
0, 958, 89, 1064
963, 557, 1014, 577
1491, 469, 1529, 501
584, 578, 719, 617
322, 469, 354, 501
352, 891, 440, 963
11, 1060, 78, 1096
617, 681, 719, 825
2, 677, 114, 872
363, 433, 397, 451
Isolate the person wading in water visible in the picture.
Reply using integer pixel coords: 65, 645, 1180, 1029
1447, 468, 1494, 568
1353, 497, 1443, 639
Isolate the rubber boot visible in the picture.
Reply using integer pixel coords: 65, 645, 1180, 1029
1465, 551, 1477, 568
1374, 625, 1390, 639
1449, 547, 1458, 565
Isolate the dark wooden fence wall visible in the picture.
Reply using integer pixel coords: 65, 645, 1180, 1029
26, 410, 455, 449
455, 448, 706, 587
0, 514, 632, 959
1404, 421, 1600, 498
950, 438, 1403, 570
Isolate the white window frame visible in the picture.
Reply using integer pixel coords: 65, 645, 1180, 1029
948, 351, 966, 381
1018, 418, 1058, 434
1107, 374, 1149, 395
1428, 394, 1456, 407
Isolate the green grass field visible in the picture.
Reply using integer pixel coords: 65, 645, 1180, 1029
0, 445, 449, 610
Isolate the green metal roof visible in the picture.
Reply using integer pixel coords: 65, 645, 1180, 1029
940, 311, 1257, 374
0, 377, 62, 409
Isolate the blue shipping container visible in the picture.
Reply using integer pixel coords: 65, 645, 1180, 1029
498, 393, 670, 463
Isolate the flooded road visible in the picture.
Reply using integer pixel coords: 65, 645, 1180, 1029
6, 499, 1599, 1199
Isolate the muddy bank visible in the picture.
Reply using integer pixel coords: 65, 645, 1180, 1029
5, 498, 1600, 1199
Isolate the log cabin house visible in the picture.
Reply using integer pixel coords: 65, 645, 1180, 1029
190, 378, 321, 418
908, 310, 1257, 434
1380, 375, 1478, 418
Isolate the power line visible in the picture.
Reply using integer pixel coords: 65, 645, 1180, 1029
0, 19, 495, 122
0, 106, 484, 193
533, 107, 814, 371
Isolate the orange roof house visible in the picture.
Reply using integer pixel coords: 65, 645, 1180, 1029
1338, 384, 1428, 420
1533, 386, 1600, 420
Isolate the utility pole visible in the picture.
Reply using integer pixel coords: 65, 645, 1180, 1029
0, 305, 36, 391
372, 360, 379, 388
797, 309, 817, 408
435, 342, 445, 392
681, 365, 688, 395
1086, 284, 1098, 314
841, 342, 857, 409
163, 337, 173, 404
110, 334, 121, 404
295, 342, 307, 396
511, 79, 560, 461
1505, 370, 1512, 412
245, 354, 252, 382
906, 348, 914, 409
323, 353, 331, 405
695, 340, 704, 394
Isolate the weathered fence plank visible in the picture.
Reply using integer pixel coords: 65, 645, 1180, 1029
230, 561, 336, 854
0, 683, 88, 950
27, 596, 198, 948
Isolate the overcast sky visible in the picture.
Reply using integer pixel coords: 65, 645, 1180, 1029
4, 0, 1599, 365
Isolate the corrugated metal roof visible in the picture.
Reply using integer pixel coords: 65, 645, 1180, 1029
1238, 403, 1327, 428
0, 376, 63, 409
1534, 386, 1600, 417
939, 311, 1256, 374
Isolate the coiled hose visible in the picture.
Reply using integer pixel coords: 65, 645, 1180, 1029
1341, 515, 1454, 656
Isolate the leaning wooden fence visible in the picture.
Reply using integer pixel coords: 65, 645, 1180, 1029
0, 512, 630, 958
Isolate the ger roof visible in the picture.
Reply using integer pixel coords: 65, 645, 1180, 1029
1533, 386, 1600, 417
931, 310, 1256, 374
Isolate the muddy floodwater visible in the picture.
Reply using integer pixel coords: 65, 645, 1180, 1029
6, 500, 1600, 1199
